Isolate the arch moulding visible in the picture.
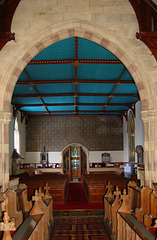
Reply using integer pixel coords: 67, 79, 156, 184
0, 21, 156, 188
2, 21, 152, 113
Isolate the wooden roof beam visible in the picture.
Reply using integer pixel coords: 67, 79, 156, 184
28, 59, 121, 65
16, 79, 135, 85
12, 93, 140, 98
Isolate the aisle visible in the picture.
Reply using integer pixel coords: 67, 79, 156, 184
51, 217, 110, 240
53, 182, 103, 210
66, 182, 87, 205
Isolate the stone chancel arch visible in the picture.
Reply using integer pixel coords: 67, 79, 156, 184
0, 0, 157, 190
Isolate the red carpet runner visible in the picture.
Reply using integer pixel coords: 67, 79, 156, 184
53, 182, 103, 210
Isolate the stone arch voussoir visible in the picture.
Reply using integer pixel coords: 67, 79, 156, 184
2, 21, 151, 114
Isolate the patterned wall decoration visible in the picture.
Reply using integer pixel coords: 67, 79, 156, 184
26, 116, 123, 151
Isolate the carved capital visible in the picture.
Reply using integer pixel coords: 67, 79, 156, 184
149, 109, 155, 120
141, 110, 149, 122
141, 109, 155, 122
0, 111, 12, 124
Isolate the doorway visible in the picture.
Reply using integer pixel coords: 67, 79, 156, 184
63, 146, 87, 178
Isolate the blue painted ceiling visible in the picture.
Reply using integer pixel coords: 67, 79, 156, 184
12, 37, 139, 118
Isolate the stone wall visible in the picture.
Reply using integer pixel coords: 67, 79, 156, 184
0, 0, 157, 188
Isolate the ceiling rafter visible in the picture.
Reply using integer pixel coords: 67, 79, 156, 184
14, 102, 134, 108
101, 67, 127, 113
73, 37, 78, 115
28, 114, 124, 118
28, 59, 122, 65
24, 69, 50, 115
12, 92, 140, 98
16, 79, 135, 85
23, 110, 126, 115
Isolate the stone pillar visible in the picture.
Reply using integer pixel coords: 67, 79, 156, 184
0, 111, 12, 192
141, 109, 156, 187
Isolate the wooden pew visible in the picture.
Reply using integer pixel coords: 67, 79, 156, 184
16, 184, 32, 219
4, 189, 23, 228
135, 186, 152, 224
20, 173, 69, 203
117, 189, 155, 240
0, 212, 16, 240
82, 172, 129, 203
0, 194, 8, 240
104, 181, 114, 235
144, 186, 157, 228
36, 187, 53, 240
12, 184, 53, 240
104, 184, 121, 239
127, 180, 140, 212
12, 190, 44, 240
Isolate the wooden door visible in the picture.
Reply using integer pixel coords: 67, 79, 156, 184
71, 158, 80, 178
63, 148, 70, 175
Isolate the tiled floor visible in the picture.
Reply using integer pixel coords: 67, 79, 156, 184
51, 217, 110, 240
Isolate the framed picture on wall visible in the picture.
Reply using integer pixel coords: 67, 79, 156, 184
101, 153, 110, 163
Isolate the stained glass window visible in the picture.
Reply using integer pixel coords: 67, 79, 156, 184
71, 147, 79, 157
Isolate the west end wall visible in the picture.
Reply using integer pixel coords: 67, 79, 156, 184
9, 101, 144, 169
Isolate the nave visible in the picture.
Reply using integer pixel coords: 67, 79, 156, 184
0, 173, 156, 240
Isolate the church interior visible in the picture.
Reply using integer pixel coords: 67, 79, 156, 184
0, 0, 157, 239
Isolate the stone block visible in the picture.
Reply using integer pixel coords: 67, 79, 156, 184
88, 6, 103, 13
33, 12, 63, 22
12, 21, 30, 30
20, 0, 42, 8
107, 12, 121, 22
76, 12, 92, 21
95, 13, 108, 24
120, 13, 136, 22
58, 0, 89, 6
46, 6, 66, 13
41, 0, 57, 7
67, 6, 89, 13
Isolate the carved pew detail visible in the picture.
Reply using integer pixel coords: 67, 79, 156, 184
5, 189, 23, 228
29, 190, 44, 240
44, 182, 52, 200
0, 212, 16, 240
127, 180, 140, 212
30, 190, 43, 216
111, 186, 121, 239
104, 185, 121, 239
105, 181, 113, 199
104, 181, 114, 230
43, 183, 53, 222
117, 189, 155, 240
144, 187, 157, 228
119, 189, 131, 214
16, 184, 32, 214
135, 186, 152, 224
37, 189, 50, 240
12, 185, 53, 240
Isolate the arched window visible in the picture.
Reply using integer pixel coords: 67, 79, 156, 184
14, 116, 20, 154
128, 111, 135, 162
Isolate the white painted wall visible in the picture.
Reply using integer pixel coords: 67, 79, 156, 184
25, 151, 62, 163
123, 101, 144, 163
9, 109, 26, 173
9, 107, 14, 174
123, 117, 129, 162
88, 151, 123, 163
25, 150, 123, 164
135, 101, 144, 152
